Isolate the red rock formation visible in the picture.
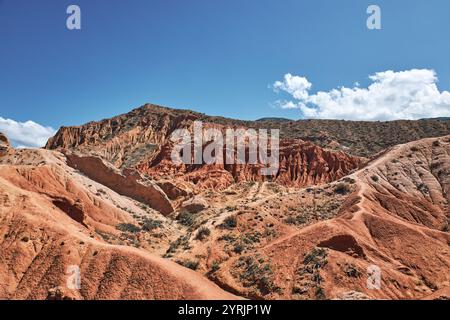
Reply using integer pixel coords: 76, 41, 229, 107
46, 104, 363, 190
207, 136, 450, 299
0, 132, 11, 157
65, 152, 174, 215
139, 139, 362, 190
0, 148, 238, 300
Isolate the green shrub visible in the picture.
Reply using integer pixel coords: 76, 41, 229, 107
343, 263, 361, 278
195, 226, 211, 240
333, 183, 350, 195
233, 243, 244, 254
165, 235, 190, 257
116, 223, 140, 233
222, 215, 237, 229
177, 259, 199, 270
284, 214, 307, 225
234, 256, 279, 295
140, 218, 162, 231
177, 212, 196, 227
211, 261, 221, 273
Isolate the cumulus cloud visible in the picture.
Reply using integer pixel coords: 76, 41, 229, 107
272, 69, 450, 121
0, 117, 56, 148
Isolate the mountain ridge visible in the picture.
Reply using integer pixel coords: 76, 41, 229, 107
47, 103, 450, 157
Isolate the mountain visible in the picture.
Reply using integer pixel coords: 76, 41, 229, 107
0, 144, 237, 299
45, 104, 364, 191
1, 103, 449, 300
200, 136, 450, 299
47, 104, 450, 158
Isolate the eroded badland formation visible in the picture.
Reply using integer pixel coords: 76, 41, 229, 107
1, 104, 449, 300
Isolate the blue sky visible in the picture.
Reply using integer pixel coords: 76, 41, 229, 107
1, 0, 450, 146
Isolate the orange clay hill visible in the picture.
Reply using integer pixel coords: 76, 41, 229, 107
0, 103, 449, 300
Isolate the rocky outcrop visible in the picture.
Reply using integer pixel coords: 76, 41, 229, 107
46, 104, 450, 158
0, 132, 11, 156
45, 104, 201, 169
157, 180, 192, 200
65, 153, 174, 215
45, 104, 363, 191
180, 196, 209, 213
140, 139, 362, 190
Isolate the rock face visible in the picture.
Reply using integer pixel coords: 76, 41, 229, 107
0, 147, 238, 300
45, 105, 198, 168
45, 104, 450, 158
46, 104, 363, 191
0, 132, 11, 156
180, 196, 209, 213
140, 139, 362, 190
195, 136, 450, 300
65, 152, 174, 215
3, 103, 448, 301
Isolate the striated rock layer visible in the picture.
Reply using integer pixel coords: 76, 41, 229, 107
139, 139, 362, 190
0, 144, 238, 300
191, 136, 450, 299
64, 152, 174, 215
46, 104, 363, 190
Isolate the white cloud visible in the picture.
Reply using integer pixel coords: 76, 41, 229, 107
272, 69, 450, 121
0, 117, 56, 148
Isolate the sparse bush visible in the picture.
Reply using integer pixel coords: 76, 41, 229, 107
284, 214, 307, 225
343, 263, 361, 278
177, 212, 196, 227
165, 235, 191, 257
333, 183, 350, 195
116, 223, 140, 233
234, 255, 279, 296
218, 234, 236, 242
233, 243, 244, 254
195, 226, 211, 240
303, 247, 328, 269
222, 215, 237, 229
432, 140, 440, 147
417, 183, 430, 194
211, 261, 221, 273
284, 216, 297, 225
410, 146, 419, 152
315, 286, 326, 300
140, 218, 162, 231
371, 175, 379, 182
177, 259, 199, 270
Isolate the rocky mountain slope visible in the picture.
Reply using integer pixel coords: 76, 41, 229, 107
46, 104, 450, 158
0, 144, 237, 299
165, 135, 450, 299
1, 103, 449, 300
46, 104, 364, 191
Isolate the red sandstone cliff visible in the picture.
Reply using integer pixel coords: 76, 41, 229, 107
46, 104, 363, 190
